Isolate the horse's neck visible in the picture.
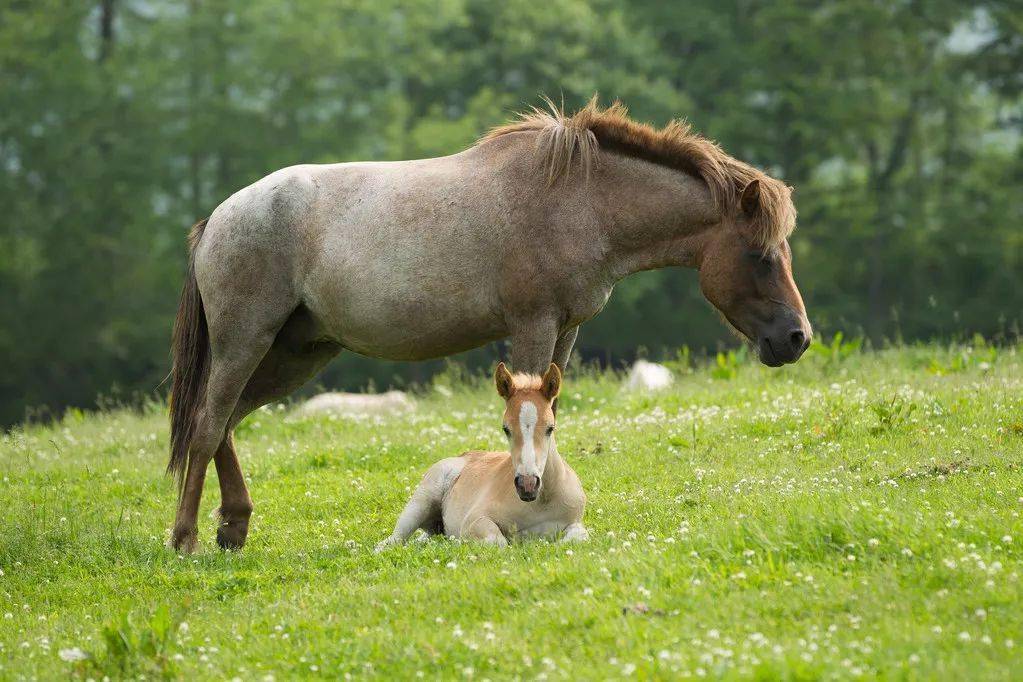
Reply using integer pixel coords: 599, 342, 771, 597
587, 152, 721, 280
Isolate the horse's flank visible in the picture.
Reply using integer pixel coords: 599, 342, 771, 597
482, 97, 796, 249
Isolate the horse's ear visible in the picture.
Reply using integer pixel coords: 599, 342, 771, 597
740, 179, 761, 217
540, 362, 562, 401
495, 362, 514, 399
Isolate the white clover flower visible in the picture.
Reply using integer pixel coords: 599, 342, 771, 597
58, 647, 87, 662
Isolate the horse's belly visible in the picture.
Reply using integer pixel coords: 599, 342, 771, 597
340, 318, 505, 361
305, 279, 507, 361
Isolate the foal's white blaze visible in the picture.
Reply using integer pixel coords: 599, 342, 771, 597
517, 400, 539, 478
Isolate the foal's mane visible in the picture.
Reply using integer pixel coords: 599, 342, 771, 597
510, 373, 544, 392
481, 97, 796, 248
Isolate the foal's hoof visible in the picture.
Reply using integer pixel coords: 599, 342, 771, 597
375, 536, 399, 553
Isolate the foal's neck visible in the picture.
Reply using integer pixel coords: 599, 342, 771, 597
590, 152, 721, 280
539, 442, 567, 500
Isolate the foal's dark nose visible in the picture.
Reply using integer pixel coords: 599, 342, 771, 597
514, 474, 540, 502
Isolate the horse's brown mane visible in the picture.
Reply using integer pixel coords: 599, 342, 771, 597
481, 97, 796, 248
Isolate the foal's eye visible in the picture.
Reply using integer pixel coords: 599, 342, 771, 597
502, 425, 511, 438
546, 426, 555, 436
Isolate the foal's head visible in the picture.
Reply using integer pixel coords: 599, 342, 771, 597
495, 362, 561, 502
698, 179, 812, 366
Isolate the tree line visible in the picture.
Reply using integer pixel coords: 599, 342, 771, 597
1, 0, 1020, 425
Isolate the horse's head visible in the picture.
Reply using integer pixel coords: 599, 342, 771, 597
698, 179, 811, 366
495, 362, 560, 502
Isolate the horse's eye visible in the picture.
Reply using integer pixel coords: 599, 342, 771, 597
546, 425, 555, 436
746, 250, 773, 275
502, 425, 511, 437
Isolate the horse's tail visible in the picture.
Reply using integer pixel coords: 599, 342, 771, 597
168, 218, 210, 490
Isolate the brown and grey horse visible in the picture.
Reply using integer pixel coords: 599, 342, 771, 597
167, 98, 811, 552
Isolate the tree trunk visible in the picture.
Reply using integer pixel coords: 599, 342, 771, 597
866, 98, 917, 341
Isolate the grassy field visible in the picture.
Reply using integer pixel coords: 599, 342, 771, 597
1, 341, 1022, 679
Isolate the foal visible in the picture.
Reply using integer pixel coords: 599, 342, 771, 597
377, 363, 587, 549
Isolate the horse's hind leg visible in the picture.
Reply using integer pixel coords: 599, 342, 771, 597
210, 432, 252, 550
213, 308, 340, 550
170, 326, 280, 552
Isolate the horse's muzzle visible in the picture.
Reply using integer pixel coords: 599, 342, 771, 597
758, 326, 810, 366
514, 474, 540, 502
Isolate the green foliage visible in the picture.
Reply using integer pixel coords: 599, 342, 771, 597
806, 332, 863, 368
925, 334, 1000, 375
710, 347, 750, 380
77, 605, 183, 679
1, 1, 1021, 424
869, 395, 918, 435
1, 347, 1022, 678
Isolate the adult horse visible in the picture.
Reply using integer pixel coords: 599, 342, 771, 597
167, 99, 811, 552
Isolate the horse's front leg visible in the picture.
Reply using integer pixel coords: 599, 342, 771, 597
552, 326, 579, 371
509, 317, 560, 375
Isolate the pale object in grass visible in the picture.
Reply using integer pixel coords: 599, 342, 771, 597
293, 391, 414, 418
624, 360, 674, 392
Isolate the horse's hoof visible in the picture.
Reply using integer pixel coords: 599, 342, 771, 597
216, 524, 248, 551
212, 506, 250, 551
169, 527, 199, 554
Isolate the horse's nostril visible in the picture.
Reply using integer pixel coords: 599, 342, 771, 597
789, 330, 806, 353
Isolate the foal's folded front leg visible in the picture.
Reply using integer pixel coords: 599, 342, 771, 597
561, 522, 589, 543
464, 517, 508, 546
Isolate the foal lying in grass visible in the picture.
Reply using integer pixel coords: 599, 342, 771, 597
377, 363, 587, 549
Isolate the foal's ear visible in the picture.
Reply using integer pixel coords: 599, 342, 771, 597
540, 362, 562, 402
740, 179, 761, 217
495, 362, 515, 399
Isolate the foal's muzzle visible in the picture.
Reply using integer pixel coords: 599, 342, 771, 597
514, 474, 540, 502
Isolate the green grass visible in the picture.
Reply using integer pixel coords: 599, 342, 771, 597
2, 342, 1022, 679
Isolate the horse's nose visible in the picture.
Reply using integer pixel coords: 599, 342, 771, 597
514, 474, 540, 502
789, 329, 810, 357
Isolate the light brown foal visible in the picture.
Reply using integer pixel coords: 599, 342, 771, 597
377, 363, 587, 549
